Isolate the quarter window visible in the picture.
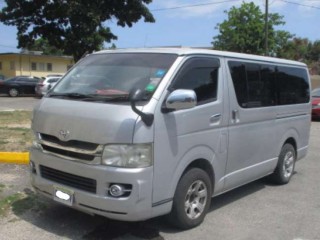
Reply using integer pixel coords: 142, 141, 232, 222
276, 66, 309, 105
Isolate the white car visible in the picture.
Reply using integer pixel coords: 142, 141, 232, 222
35, 76, 61, 96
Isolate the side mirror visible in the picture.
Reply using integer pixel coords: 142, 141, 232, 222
165, 89, 197, 111
129, 88, 154, 127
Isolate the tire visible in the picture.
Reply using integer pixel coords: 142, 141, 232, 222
8, 88, 19, 97
168, 168, 212, 229
269, 143, 296, 185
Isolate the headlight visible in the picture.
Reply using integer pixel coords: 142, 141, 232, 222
32, 132, 42, 149
32, 140, 42, 149
102, 144, 152, 168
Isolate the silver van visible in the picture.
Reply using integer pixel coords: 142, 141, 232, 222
30, 48, 311, 229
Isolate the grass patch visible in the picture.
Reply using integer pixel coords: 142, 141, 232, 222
0, 192, 24, 216
0, 184, 5, 193
0, 190, 47, 217
0, 111, 32, 152
0, 111, 32, 126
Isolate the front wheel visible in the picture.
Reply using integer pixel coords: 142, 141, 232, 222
168, 168, 212, 229
269, 143, 296, 184
8, 88, 19, 97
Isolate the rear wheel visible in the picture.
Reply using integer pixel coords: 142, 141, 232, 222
8, 88, 19, 97
269, 143, 296, 184
168, 168, 212, 229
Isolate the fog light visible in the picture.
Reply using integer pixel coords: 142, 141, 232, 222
109, 184, 125, 197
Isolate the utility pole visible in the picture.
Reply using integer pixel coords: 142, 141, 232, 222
265, 0, 269, 56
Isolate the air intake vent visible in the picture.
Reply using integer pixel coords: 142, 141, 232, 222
40, 165, 97, 193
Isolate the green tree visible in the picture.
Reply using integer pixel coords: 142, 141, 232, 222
26, 38, 64, 56
277, 37, 311, 61
0, 0, 155, 61
212, 2, 293, 55
309, 40, 320, 62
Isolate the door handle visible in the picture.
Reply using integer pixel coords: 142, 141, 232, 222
232, 110, 239, 123
210, 113, 221, 123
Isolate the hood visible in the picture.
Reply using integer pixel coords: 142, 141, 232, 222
32, 98, 139, 144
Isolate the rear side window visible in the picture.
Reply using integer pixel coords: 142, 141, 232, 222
170, 58, 219, 105
228, 61, 309, 108
277, 66, 309, 105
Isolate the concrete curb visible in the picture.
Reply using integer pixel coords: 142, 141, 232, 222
0, 152, 29, 164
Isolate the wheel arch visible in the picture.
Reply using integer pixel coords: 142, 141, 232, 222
168, 149, 217, 201
283, 137, 297, 155
277, 128, 299, 157
182, 159, 215, 193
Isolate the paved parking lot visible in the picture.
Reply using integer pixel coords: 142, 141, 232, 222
0, 97, 319, 240
0, 96, 40, 111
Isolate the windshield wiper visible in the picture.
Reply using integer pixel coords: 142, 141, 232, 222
82, 94, 130, 102
48, 92, 95, 99
48, 92, 131, 102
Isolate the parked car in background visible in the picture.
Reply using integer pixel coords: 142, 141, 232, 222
312, 88, 320, 119
0, 76, 40, 97
35, 76, 61, 96
46, 74, 63, 78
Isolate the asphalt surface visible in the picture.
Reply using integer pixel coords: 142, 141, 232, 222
0, 96, 40, 111
0, 97, 319, 240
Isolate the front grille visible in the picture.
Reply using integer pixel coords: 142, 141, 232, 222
38, 133, 102, 161
40, 165, 97, 193
41, 145, 95, 161
40, 133, 99, 150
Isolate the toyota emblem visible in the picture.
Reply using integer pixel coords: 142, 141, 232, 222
58, 130, 70, 141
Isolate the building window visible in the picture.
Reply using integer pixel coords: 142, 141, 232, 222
0, 62, 2, 70
31, 62, 37, 71
10, 61, 15, 70
47, 63, 52, 71
39, 62, 45, 71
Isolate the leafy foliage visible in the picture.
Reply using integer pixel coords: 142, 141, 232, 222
212, 2, 293, 55
0, 0, 155, 61
25, 38, 64, 56
309, 40, 320, 62
277, 37, 311, 61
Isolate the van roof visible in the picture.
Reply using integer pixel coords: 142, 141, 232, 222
95, 48, 306, 67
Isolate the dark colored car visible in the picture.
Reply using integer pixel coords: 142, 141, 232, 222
312, 88, 320, 119
0, 76, 40, 97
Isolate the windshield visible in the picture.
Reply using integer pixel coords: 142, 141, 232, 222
312, 88, 320, 97
50, 53, 178, 102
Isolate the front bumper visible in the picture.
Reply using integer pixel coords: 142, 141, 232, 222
30, 148, 154, 221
